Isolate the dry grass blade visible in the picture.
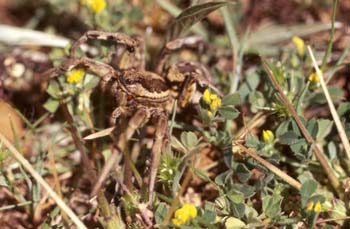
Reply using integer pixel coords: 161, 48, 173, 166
0, 133, 88, 229
307, 46, 350, 161
83, 127, 115, 140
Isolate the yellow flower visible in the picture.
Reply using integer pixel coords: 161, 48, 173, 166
313, 201, 322, 213
172, 204, 197, 226
306, 200, 322, 213
202, 89, 222, 113
203, 89, 211, 104
306, 201, 314, 212
292, 36, 305, 57
207, 110, 213, 118
262, 130, 274, 143
308, 72, 320, 83
210, 97, 222, 112
66, 68, 85, 84
81, 0, 106, 14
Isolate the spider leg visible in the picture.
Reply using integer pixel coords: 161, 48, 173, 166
70, 30, 140, 58
45, 56, 116, 80
91, 108, 150, 196
155, 36, 205, 74
166, 61, 217, 108
148, 112, 168, 206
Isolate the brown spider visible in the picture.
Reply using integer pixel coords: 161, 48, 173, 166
47, 30, 213, 205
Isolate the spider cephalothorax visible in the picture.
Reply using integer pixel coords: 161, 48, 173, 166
47, 30, 213, 205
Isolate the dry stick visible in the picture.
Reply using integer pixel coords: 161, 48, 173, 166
308, 46, 350, 161
261, 58, 342, 197
0, 133, 87, 229
60, 102, 97, 182
235, 143, 301, 190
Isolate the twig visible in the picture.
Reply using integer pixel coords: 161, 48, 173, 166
261, 58, 342, 197
0, 133, 88, 229
234, 143, 302, 190
308, 46, 350, 163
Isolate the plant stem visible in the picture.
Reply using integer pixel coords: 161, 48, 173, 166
235, 143, 301, 190
261, 58, 342, 198
321, 0, 338, 71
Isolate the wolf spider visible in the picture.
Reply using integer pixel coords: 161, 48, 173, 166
47, 30, 213, 205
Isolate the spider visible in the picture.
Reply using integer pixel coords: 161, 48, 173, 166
47, 30, 213, 205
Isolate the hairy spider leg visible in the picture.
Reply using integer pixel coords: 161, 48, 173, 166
148, 113, 168, 206
70, 30, 140, 58
91, 108, 150, 196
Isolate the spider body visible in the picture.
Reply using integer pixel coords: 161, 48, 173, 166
47, 31, 212, 206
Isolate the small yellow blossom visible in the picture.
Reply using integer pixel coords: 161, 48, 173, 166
209, 93, 220, 101
66, 68, 85, 84
262, 130, 274, 143
308, 72, 320, 83
313, 201, 322, 213
292, 36, 305, 57
210, 98, 222, 112
207, 110, 213, 118
81, 0, 106, 14
202, 88, 222, 114
172, 204, 197, 226
306, 201, 322, 213
203, 89, 211, 104
306, 201, 314, 212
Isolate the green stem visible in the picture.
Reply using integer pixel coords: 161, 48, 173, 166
321, 0, 338, 71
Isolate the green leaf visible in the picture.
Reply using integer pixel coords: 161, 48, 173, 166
170, 136, 186, 153
83, 73, 100, 90
180, 131, 199, 148
279, 131, 299, 145
231, 202, 245, 218
222, 93, 241, 106
262, 194, 282, 218
43, 98, 60, 113
166, 1, 230, 42
306, 118, 317, 138
202, 203, 217, 223
227, 190, 244, 204
337, 102, 350, 116
155, 203, 168, 225
290, 138, 307, 155
316, 119, 333, 141
236, 163, 251, 183
312, 86, 344, 104
245, 134, 259, 148
225, 217, 246, 229
46, 80, 61, 99
300, 179, 318, 198
218, 106, 239, 120
194, 168, 211, 182
249, 91, 265, 113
